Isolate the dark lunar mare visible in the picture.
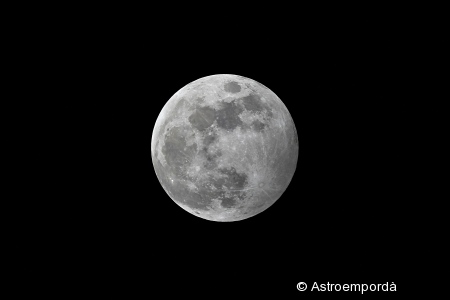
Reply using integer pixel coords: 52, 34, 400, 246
251, 120, 266, 132
203, 149, 221, 170
202, 130, 217, 147
215, 101, 244, 131
156, 126, 218, 210
198, 129, 221, 170
162, 126, 197, 178
223, 81, 241, 93
208, 167, 248, 208
153, 154, 215, 210
241, 93, 264, 112
217, 167, 248, 190
188, 105, 216, 131
239, 93, 274, 119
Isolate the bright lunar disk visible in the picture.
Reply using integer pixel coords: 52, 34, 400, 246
151, 74, 298, 221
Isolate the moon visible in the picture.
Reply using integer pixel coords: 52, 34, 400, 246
151, 74, 298, 221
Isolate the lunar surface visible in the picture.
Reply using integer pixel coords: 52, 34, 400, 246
151, 74, 298, 221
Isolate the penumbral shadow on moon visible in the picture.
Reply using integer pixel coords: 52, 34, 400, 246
151, 74, 298, 222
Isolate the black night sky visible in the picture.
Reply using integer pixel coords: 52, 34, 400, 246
12, 7, 426, 297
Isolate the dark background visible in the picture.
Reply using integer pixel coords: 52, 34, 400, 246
10, 5, 422, 297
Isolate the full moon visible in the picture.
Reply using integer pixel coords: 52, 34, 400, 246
151, 74, 298, 221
